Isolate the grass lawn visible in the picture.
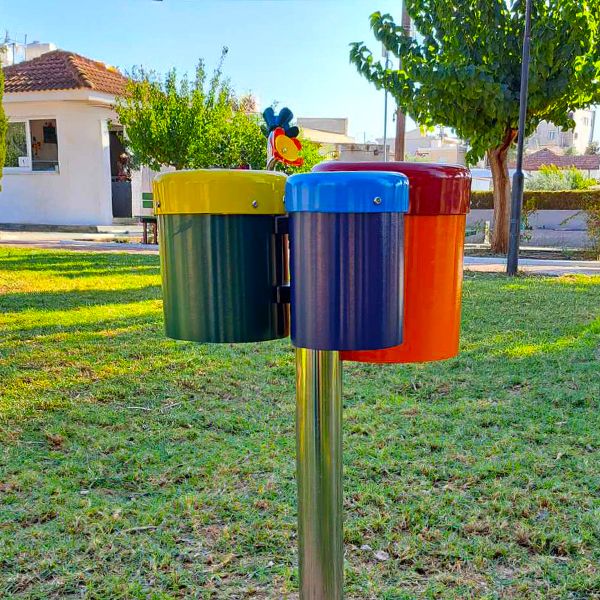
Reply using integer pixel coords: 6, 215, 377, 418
1, 247, 599, 600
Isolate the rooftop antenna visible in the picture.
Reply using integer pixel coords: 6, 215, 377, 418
2, 31, 29, 64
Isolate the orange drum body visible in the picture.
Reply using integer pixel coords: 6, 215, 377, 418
312, 162, 471, 364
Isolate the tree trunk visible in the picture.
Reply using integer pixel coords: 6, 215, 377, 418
488, 129, 517, 254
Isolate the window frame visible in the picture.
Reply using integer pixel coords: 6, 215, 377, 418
3, 119, 32, 172
3, 117, 60, 174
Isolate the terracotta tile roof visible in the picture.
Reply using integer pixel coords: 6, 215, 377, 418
3, 50, 128, 96
521, 148, 600, 171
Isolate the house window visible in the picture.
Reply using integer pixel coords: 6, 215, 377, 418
30, 120, 59, 171
4, 122, 28, 168
3, 118, 59, 172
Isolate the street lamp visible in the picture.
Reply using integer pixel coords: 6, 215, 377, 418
382, 45, 391, 161
507, 0, 533, 275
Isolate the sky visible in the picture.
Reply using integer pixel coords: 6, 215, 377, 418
0, 0, 414, 142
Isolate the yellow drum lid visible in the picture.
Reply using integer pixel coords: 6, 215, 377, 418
153, 169, 287, 215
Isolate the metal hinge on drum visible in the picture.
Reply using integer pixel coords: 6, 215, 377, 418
273, 284, 290, 304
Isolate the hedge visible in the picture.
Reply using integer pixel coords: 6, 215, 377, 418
471, 189, 600, 211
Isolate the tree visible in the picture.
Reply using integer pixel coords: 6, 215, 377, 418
350, 1, 600, 253
586, 141, 600, 155
279, 134, 324, 175
0, 49, 7, 188
115, 51, 322, 174
115, 48, 267, 171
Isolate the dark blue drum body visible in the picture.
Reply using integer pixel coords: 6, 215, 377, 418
286, 171, 409, 351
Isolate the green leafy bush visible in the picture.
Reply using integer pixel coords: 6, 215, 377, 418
0, 56, 6, 189
525, 165, 597, 191
471, 190, 600, 210
587, 206, 600, 258
115, 50, 322, 173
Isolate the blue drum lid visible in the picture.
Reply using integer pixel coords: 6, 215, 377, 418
285, 171, 409, 213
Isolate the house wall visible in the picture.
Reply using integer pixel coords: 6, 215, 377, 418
404, 129, 434, 155
297, 118, 348, 136
527, 109, 595, 154
1, 99, 114, 226
336, 143, 388, 162
572, 110, 594, 155
468, 209, 591, 248
468, 209, 588, 231
412, 145, 466, 165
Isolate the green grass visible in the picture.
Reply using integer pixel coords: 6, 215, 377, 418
1, 247, 599, 599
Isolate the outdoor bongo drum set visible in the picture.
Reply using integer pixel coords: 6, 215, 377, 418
153, 108, 471, 599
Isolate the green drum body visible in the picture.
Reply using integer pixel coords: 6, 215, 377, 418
159, 214, 288, 343
154, 170, 289, 344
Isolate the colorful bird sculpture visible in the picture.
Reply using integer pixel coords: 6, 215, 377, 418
263, 107, 304, 168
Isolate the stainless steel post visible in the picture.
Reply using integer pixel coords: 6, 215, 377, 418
295, 348, 344, 600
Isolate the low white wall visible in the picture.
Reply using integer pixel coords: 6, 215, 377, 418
468, 209, 588, 231
131, 165, 175, 218
1, 100, 114, 226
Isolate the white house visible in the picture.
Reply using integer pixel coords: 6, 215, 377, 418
1, 48, 131, 226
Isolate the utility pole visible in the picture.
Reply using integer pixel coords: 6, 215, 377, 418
394, 2, 411, 161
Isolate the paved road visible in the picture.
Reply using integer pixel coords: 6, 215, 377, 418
0, 235, 599, 276
463, 256, 600, 276
0, 238, 159, 254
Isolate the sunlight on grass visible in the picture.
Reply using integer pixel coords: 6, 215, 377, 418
0, 299, 161, 333
503, 318, 600, 358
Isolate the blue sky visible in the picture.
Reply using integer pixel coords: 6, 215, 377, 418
0, 0, 413, 141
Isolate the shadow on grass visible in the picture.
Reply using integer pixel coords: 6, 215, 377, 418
0, 249, 159, 278
0, 285, 162, 313
0, 312, 162, 343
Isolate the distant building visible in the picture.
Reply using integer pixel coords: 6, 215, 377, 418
297, 119, 467, 164
520, 148, 600, 178
527, 109, 596, 155
382, 128, 467, 164
297, 117, 388, 162
297, 118, 349, 137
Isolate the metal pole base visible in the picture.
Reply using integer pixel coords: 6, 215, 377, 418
295, 348, 344, 600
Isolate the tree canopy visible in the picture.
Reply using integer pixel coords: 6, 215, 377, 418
115, 49, 323, 173
350, 1, 600, 251
116, 49, 260, 170
351, 1, 600, 163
